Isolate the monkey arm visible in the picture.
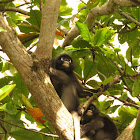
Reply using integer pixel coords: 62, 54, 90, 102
81, 83, 110, 98
82, 88, 99, 96
71, 74, 110, 98
49, 67, 71, 84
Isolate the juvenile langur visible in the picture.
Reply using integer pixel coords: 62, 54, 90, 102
81, 104, 118, 140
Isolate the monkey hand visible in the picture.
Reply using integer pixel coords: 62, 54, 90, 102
49, 67, 56, 75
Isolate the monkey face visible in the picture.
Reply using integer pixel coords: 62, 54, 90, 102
85, 105, 95, 117
86, 109, 93, 116
83, 104, 99, 121
55, 54, 74, 73
61, 56, 72, 68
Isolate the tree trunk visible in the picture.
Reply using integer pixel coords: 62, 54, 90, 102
0, 13, 74, 140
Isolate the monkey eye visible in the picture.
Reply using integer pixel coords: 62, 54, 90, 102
69, 59, 72, 63
60, 57, 64, 61
90, 106, 95, 110
61, 57, 72, 63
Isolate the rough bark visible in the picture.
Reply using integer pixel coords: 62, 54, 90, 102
116, 119, 136, 140
35, 0, 62, 60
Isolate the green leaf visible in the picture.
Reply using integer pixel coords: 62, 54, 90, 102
118, 106, 135, 126
76, 22, 92, 42
0, 76, 14, 89
10, 129, 43, 140
120, 92, 128, 100
83, 58, 96, 81
61, 0, 67, 5
2, 62, 17, 74
0, 84, 16, 101
27, 10, 41, 28
86, 80, 100, 89
59, 5, 72, 16
108, 105, 120, 114
114, 48, 121, 53
72, 38, 92, 48
99, 100, 114, 113
13, 73, 29, 97
132, 77, 140, 97
132, 58, 139, 67
100, 0, 107, 6
95, 53, 116, 80
87, 0, 99, 9
94, 28, 115, 46
0, 102, 17, 115
0, 61, 3, 72
121, 106, 137, 117
1, 62, 9, 73
57, 19, 69, 28
102, 76, 114, 85
126, 47, 131, 62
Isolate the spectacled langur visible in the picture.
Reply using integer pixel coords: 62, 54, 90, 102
80, 104, 118, 140
49, 54, 97, 140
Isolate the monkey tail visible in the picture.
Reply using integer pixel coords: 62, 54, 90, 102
71, 111, 81, 140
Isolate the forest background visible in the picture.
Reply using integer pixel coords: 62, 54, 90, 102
0, 0, 140, 140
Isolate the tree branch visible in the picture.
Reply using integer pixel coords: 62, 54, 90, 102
0, 121, 7, 138
114, 0, 140, 6
110, 95, 140, 109
0, 118, 58, 138
116, 118, 136, 140
16, 2, 31, 8
0, 0, 13, 3
109, 60, 132, 93
35, 0, 62, 60
0, 7, 28, 15
117, 9, 140, 26
132, 109, 140, 140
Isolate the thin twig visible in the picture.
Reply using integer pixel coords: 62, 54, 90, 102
0, 7, 28, 15
117, 26, 137, 34
39, 0, 43, 11
71, 6, 87, 23
110, 95, 140, 109
0, 0, 13, 3
0, 118, 59, 138
109, 59, 132, 93
16, 2, 31, 8
0, 121, 7, 138
0, 55, 9, 61
79, 0, 87, 5
117, 9, 140, 27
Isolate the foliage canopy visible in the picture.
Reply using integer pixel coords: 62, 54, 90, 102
0, 0, 140, 140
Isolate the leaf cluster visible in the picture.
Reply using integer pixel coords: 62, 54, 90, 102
0, 0, 140, 139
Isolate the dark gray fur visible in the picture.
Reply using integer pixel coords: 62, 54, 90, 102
81, 104, 118, 140
49, 54, 94, 112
